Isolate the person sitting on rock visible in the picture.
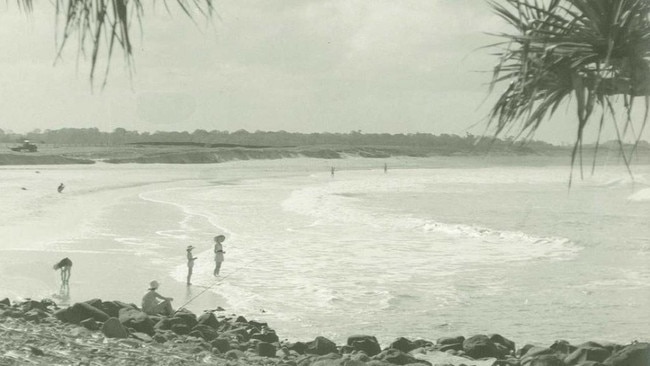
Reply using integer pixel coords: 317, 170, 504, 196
53, 257, 72, 285
141, 280, 174, 316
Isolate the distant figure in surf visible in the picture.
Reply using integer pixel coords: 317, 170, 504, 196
384, 163, 388, 173
53, 257, 72, 285
57, 183, 65, 193
186, 245, 197, 285
213, 235, 226, 276
142, 280, 174, 316
331, 166, 335, 177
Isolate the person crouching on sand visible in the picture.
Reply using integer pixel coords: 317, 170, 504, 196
53, 257, 72, 285
213, 235, 226, 276
186, 245, 197, 285
141, 280, 174, 316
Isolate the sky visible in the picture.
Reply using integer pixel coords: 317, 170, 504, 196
0, 1, 646, 144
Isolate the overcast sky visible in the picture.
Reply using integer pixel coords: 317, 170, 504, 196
0, 1, 645, 144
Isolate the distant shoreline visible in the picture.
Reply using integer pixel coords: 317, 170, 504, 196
1, 143, 644, 166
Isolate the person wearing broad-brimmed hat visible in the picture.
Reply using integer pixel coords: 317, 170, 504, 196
186, 245, 197, 285
213, 235, 226, 276
141, 280, 174, 316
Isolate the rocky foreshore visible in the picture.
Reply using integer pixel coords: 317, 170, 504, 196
0, 297, 648, 366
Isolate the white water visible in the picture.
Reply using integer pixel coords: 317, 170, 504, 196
1, 158, 649, 346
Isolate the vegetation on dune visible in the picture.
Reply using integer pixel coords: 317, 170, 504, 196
486, 0, 650, 182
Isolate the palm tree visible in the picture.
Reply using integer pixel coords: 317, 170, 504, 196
486, 0, 650, 182
14, 0, 214, 88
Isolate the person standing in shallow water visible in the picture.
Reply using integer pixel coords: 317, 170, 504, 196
186, 245, 197, 285
53, 257, 72, 285
213, 235, 226, 276
57, 183, 65, 193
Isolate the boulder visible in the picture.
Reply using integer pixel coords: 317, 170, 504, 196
131, 332, 153, 343
171, 323, 191, 335
437, 336, 465, 346
490, 334, 516, 355
390, 337, 417, 353
373, 349, 431, 365
305, 336, 338, 356
564, 346, 610, 365
102, 317, 128, 338
0, 298, 10, 307
21, 300, 47, 313
528, 355, 565, 366
80, 318, 100, 331
191, 324, 219, 341
154, 318, 172, 331
257, 342, 277, 357
235, 315, 248, 324
55, 302, 109, 324
439, 343, 463, 352
84, 298, 103, 309
603, 342, 650, 366
99, 301, 135, 318
197, 312, 220, 329
287, 341, 308, 355
23, 309, 49, 322
347, 335, 381, 357
463, 335, 500, 359
220, 327, 250, 342
118, 307, 154, 335
172, 309, 198, 329
251, 329, 279, 343
522, 347, 559, 365
550, 341, 577, 356
224, 349, 245, 360
211, 338, 232, 353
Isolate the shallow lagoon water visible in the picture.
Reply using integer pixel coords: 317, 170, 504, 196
1, 157, 648, 346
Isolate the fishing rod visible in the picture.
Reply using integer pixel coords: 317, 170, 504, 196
174, 257, 258, 313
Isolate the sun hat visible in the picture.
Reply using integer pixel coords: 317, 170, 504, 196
214, 235, 225, 242
187, 245, 194, 250
149, 280, 159, 289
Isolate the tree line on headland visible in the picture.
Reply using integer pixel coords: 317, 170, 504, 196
0, 127, 562, 152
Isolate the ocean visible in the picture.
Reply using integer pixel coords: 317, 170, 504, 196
1, 156, 649, 346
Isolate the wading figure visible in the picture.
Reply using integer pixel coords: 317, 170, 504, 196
53, 257, 72, 285
186, 245, 197, 285
141, 280, 174, 316
57, 183, 65, 193
213, 235, 226, 276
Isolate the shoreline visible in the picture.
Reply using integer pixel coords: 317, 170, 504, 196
1, 296, 648, 366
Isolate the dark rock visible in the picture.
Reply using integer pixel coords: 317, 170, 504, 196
220, 327, 250, 342
257, 342, 277, 357
574, 362, 604, 366
55, 302, 109, 324
306, 336, 338, 356
518, 344, 538, 358
347, 335, 381, 357
118, 307, 154, 335
603, 342, 650, 366
528, 355, 565, 366
84, 298, 103, 309
287, 341, 308, 355
102, 317, 128, 338
173, 309, 198, 329
154, 318, 172, 331
373, 349, 431, 365
340, 345, 354, 354
21, 300, 47, 313
439, 343, 463, 352
248, 320, 268, 330
303, 353, 342, 366
99, 301, 135, 318
23, 309, 49, 322
192, 324, 219, 341
522, 347, 558, 364
437, 336, 465, 346
251, 329, 279, 343
211, 338, 231, 353
197, 312, 220, 329
490, 334, 516, 355
463, 335, 500, 359
80, 318, 100, 331
551, 340, 577, 356
564, 346, 610, 365
235, 315, 248, 323
171, 323, 190, 335
390, 337, 417, 353
0, 298, 10, 307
